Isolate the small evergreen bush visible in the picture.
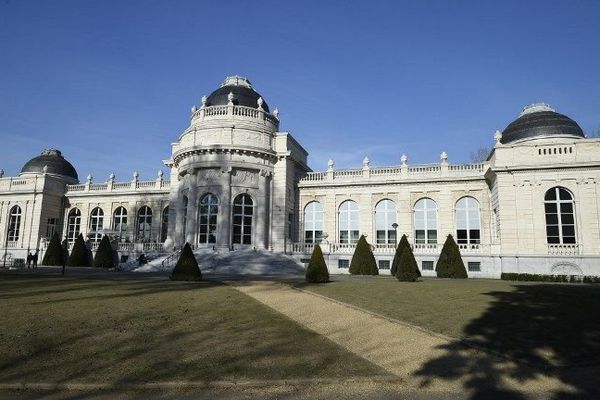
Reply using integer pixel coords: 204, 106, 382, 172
435, 234, 467, 279
42, 232, 64, 266
396, 249, 419, 282
305, 244, 329, 283
170, 242, 202, 281
94, 235, 116, 268
391, 234, 421, 280
349, 235, 378, 275
501, 273, 600, 283
68, 233, 91, 267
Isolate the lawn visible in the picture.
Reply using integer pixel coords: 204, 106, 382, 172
296, 276, 600, 368
0, 272, 387, 383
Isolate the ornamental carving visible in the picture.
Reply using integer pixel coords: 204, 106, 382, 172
231, 169, 258, 187
196, 169, 221, 185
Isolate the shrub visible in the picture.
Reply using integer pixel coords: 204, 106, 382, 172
68, 233, 91, 267
305, 244, 329, 283
170, 243, 202, 281
349, 235, 378, 275
41, 232, 64, 266
435, 234, 467, 279
391, 234, 421, 280
396, 248, 419, 282
94, 235, 116, 268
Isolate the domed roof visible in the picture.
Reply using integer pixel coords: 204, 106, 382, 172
500, 103, 585, 144
20, 149, 78, 181
205, 76, 269, 112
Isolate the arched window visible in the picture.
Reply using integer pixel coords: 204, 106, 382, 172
136, 206, 153, 242
304, 201, 324, 243
414, 198, 438, 244
113, 206, 128, 242
160, 206, 169, 243
375, 199, 396, 245
232, 194, 253, 245
7, 205, 22, 242
339, 200, 359, 244
545, 187, 576, 244
199, 194, 218, 244
455, 197, 481, 245
67, 208, 81, 242
89, 207, 104, 242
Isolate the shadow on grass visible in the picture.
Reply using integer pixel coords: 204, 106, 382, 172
414, 283, 600, 399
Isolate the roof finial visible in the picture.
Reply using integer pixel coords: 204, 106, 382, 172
362, 156, 370, 169
257, 97, 264, 110
327, 158, 335, 172
227, 92, 234, 105
0, 169, 5, 178
273, 107, 279, 118
494, 130, 503, 144
440, 151, 448, 164
400, 154, 408, 167
42, 165, 49, 174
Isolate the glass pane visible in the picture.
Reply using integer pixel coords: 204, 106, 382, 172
561, 213, 574, 225
415, 230, 425, 243
545, 213, 558, 224
563, 236, 576, 244
545, 189, 557, 201
546, 225, 559, 237
456, 230, 467, 243
547, 236, 560, 244
427, 230, 437, 243
544, 203, 557, 214
559, 188, 572, 200
562, 225, 575, 237
469, 230, 480, 243
561, 203, 573, 213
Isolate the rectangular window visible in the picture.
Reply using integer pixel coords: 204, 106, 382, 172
378, 260, 391, 270
422, 261, 434, 271
338, 259, 349, 269
468, 262, 481, 272
46, 218, 58, 240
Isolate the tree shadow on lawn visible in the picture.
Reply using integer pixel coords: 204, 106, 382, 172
414, 283, 600, 399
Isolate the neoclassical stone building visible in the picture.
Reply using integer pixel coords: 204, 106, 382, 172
1, 77, 599, 277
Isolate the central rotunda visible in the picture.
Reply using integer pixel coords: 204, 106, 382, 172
163, 76, 310, 252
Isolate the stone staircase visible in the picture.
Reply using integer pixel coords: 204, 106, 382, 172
195, 249, 305, 277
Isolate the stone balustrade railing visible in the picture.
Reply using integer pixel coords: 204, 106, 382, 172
66, 180, 170, 193
0, 177, 39, 192
547, 243, 581, 256
300, 162, 488, 184
192, 104, 279, 127
289, 241, 489, 255
72, 241, 166, 253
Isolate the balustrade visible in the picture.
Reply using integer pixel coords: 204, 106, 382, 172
547, 244, 581, 256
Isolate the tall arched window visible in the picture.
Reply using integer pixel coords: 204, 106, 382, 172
339, 200, 359, 244
67, 208, 81, 242
7, 205, 22, 242
414, 198, 438, 244
136, 206, 153, 242
199, 194, 218, 244
375, 199, 396, 245
89, 207, 104, 242
304, 201, 324, 243
455, 197, 481, 245
113, 206, 128, 242
160, 206, 169, 243
545, 187, 576, 244
232, 194, 253, 245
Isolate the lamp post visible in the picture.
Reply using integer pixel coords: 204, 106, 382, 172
392, 223, 398, 247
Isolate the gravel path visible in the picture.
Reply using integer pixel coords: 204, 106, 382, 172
231, 281, 574, 397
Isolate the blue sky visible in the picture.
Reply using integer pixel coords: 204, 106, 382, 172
1, 0, 599, 181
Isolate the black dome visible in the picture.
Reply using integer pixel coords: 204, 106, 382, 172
205, 76, 269, 112
501, 105, 585, 144
20, 149, 78, 181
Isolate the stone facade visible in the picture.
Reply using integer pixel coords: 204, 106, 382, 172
0, 79, 599, 278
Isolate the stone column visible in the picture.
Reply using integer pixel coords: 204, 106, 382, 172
216, 168, 232, 251
255, 170, 270, 249
185, 183, 197, 246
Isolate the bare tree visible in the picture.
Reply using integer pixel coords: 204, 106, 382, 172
470, 146, 491, 163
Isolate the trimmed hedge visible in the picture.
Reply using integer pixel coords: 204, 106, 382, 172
349, 235, 378, 275
435, 234, 467, 279
68, 233, 91, 267
94, 235, 116, 268
42, 232, 64, 266
306, 244, 329, 283
392, 234, 421, 281
501, 273, 600, 283
170, 242, 202, 281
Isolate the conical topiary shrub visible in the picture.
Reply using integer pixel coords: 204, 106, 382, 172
170, 242, 202, 281
68, 233, 91, 267
435, 234, 468, 279
94, 235, 116, 268
349, 235, 378, 275
306, 244, 329, 283
42, 232, 64, 266
390, 234, 406, 276
396, 248, 419, 282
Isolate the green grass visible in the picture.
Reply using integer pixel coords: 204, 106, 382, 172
296, 276, 600, 367
0, 273, 386, 383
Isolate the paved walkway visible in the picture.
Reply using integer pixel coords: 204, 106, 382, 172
231, 281, 574, 397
